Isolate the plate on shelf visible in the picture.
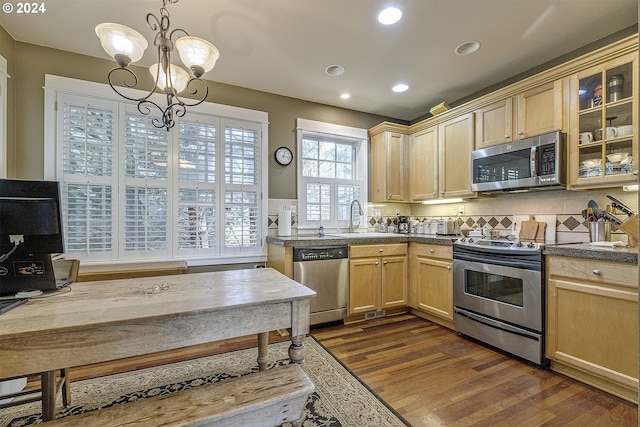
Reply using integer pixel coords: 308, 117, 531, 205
607, 152, 629, 163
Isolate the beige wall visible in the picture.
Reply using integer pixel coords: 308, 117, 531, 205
0, 34, 399, 198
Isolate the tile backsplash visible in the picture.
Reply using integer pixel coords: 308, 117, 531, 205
268, 188, 637, 244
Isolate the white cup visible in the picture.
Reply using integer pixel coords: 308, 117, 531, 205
616, 125, 633, 137
579, 132, 593, 144
605, 127, 618, 139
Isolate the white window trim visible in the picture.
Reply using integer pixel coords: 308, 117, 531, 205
296, 118, 368, 231
43, 75, 269, 267
0, 55, 8, 178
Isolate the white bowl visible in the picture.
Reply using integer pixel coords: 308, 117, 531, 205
582, 159, 602, 168
606, 152, 629, 163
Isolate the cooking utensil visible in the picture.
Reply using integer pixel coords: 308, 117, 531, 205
606, 195, 635, 217
587, 199, 598, 210
599, 210, 623, 226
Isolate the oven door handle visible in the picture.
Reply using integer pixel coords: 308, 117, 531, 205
453, 253, 541, 271
455, 307, 540, 339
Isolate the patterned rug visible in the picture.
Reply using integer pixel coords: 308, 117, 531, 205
1, 337, 409, 426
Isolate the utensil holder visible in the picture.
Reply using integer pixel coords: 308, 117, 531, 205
589, 222, 611, 242
618, 214, 638, 246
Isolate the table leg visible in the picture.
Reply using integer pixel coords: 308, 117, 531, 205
288, 333, 305, 364
41, 370, 56, 421
257, 332, 269, 371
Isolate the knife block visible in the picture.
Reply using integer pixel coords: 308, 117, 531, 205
619, 214, 638, 247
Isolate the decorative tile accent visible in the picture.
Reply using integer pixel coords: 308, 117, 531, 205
487, 217, 500, 228
500, 217, 513, 229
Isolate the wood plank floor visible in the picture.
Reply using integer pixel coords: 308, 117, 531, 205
31, 314, 638, 426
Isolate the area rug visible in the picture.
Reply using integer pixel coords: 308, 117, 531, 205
1, 337, 409, 426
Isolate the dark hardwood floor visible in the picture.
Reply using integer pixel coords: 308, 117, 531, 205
41, 314, 639, 426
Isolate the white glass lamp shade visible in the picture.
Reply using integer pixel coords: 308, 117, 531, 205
149, 63, 190, 93
175, 36, 220, 76
95, 23, 148, 65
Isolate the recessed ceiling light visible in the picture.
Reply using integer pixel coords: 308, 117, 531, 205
340, 93, 351, 99
378, 7, 402, 25
455, 41, 481, 55
325, 65, 345, 76
392, 83, 409, 93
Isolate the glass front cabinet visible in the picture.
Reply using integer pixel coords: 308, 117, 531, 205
569, 51, 638, 189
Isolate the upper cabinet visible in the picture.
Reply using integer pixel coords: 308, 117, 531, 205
370, 129, 407, 202
568, 51, 638, 189
409, 113, 475, 202
475, 80, 564, 149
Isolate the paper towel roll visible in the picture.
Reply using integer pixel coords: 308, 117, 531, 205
278, 210, 292, 236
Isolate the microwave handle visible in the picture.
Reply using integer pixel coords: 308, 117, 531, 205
530, 146, 537, 177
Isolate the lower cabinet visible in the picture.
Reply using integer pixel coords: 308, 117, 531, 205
546, 256, 638, 403
348, 243, 408, 315
409, 243, 453, 326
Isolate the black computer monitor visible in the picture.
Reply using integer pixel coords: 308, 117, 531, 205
0, 179, 65, 296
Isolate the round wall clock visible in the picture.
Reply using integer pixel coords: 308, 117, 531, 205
274, 146, 293, 166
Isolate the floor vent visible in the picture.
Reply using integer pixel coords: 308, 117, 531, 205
365, 310, 385, 320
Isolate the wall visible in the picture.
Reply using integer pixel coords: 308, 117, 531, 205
0, 35, 396, 198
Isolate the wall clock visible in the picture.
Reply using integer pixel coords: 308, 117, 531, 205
274, 146, 293, 166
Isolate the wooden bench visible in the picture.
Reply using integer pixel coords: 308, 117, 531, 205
41, 364, 314, 427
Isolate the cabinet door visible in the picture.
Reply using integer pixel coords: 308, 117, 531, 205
439, 112, 475, 198
414, 255, 453, 320
348, 258, 380, 314
410, 127, 438, 201
515, 80, 563, 139
381, 255, 408, 308
568, 52, 638, 189
546, 257, 638, 396
371, 132, 405, 202
475, 98, 513, 149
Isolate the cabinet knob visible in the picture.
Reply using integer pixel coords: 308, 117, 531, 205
379, 248, 384, 253
388, 194, 393, 198
432, 192, 437, 195
375, 261, 379, 265
440, 191, 445, 195
429, 249, 435, 253
504, 134, 510, 139
592, 269, 601, 275
447, 265, 452, 270
517, 130, 524, 136
383, 261, 388, 265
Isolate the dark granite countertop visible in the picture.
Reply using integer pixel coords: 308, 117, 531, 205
266, 233, 457, 247
544, 243, 638, 264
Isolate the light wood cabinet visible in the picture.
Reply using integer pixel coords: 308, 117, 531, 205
409, 243, 453, 325
438, 112, 475, 199
371, 131, 406, 202
409, 126, 438, 201
568, 51, 638, 189
475, 80, 563, 149
348, 243, 408, 315
546, 256, 638, 403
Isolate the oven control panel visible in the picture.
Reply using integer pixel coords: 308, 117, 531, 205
454, 237, 543, 252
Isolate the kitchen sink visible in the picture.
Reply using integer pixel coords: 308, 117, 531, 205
326, 232, 401, 238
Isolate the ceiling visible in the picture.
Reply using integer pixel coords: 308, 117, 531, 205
0, 0, 637, 122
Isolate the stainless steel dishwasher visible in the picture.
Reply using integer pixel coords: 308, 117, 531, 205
293, 245, 349, 326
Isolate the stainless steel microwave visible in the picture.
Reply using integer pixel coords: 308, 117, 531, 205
471, 131, 565, 192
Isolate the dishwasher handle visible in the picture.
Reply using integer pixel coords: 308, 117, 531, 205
293, 246, 349, 262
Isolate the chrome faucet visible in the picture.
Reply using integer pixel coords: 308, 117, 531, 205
349, 199, 363, 232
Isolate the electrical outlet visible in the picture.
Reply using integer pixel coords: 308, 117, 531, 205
451, 206, 458, 215
457, 205, 465, 215
290, 206, 296, 214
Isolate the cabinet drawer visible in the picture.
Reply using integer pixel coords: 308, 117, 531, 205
350, 243, 407, 258
547, 256, 638, 289
413, 243, 452, 259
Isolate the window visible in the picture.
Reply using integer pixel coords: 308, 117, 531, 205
44, 75, 268, 265
296, 118, 368, 230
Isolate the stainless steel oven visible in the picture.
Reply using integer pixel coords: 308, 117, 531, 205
452, 239, 546, 365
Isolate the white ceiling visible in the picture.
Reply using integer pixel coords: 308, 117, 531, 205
0, 0, 637, 121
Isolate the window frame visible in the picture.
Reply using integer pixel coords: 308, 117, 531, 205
44, 75, 268, 267
296, 118, 368, 231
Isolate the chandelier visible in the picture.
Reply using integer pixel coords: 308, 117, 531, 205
95, 0, 219, 130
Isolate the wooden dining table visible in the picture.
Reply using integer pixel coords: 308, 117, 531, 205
0, 267, 315, 421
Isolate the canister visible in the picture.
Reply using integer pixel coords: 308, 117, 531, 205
607, 74, 624, 102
